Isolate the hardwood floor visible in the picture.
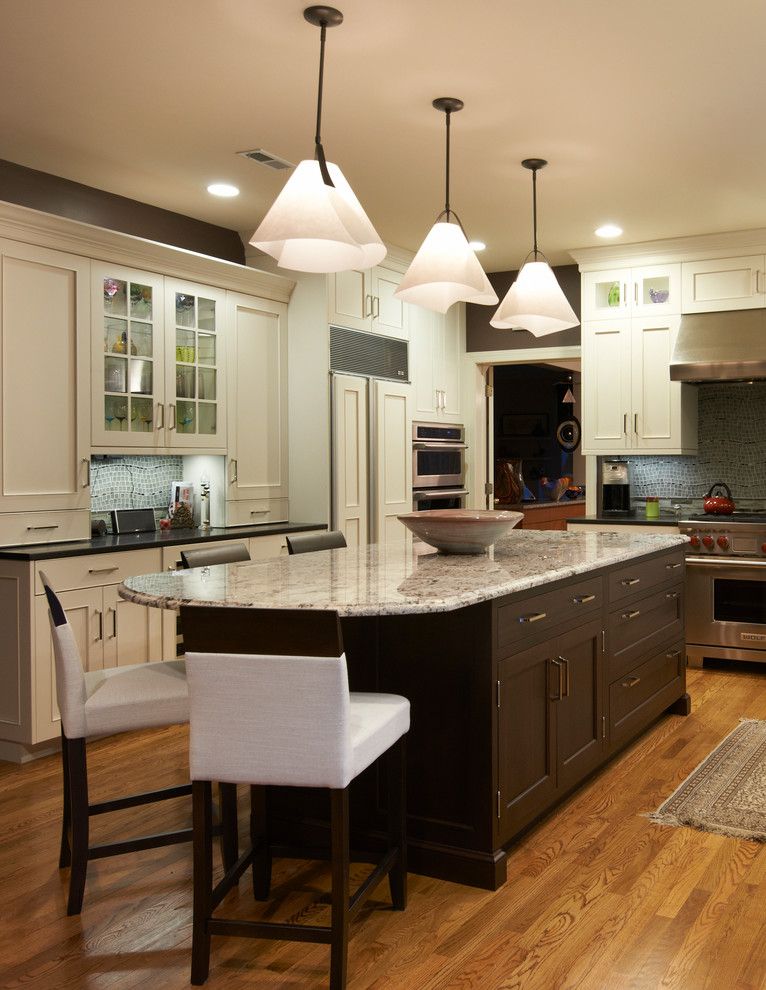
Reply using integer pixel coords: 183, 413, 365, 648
3, 665, 766, 989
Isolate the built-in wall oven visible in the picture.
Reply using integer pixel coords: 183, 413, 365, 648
412, 421, 468, 511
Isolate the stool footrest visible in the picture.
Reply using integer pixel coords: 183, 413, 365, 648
207, 918, 332, 945
211, 848, 255, 910
89, 783, 192, 816
89, 827, 193, 860
349, 846, 399, 917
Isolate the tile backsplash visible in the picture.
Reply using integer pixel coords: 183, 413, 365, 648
91, 455, 183, 513
629, 382, 766, 500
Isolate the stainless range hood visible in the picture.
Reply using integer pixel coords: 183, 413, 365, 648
670, 309, 766, 382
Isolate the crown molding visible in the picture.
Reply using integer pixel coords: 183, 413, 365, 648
569, 227, 766, 272
0, 200, 295, 302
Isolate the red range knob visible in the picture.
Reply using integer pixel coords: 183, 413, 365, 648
702, 535, 714, 549
717, 536, 729, 550
689, 535, 700, 548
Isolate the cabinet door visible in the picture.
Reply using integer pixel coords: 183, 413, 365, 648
0, 240, 90, 512
439, 305, 462, 419
328, 269, 371, 330
371, 267, 408, 339
332, 374, 369, 547
581, 268, 631, 320
91, 264, 165, 448
581, 319, 631, 453
682, 255, 766, 313
498, 640, 557, 837
226, 293, 288, 502
165, 279, 226, 449
631, 314, 685, 450
102, 585, 162, 667
410, 304, 439, 420
373, 379, 412, 543
631, 263, 681, 318
554, 620, 603, 792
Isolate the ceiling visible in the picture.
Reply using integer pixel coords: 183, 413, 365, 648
2, 0, 764, 272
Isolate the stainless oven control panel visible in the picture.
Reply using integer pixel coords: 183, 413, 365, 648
680, 522, 766, 557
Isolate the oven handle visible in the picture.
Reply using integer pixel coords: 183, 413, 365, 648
413, 489, 469, 501
687, 556, 766, 569
413, 442, 468, 451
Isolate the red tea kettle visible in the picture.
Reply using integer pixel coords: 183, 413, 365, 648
703, 482, 735, 515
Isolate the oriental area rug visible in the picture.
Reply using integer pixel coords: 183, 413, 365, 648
648, 719, 766, 841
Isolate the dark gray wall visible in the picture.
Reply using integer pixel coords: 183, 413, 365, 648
467, 263, 581, 351
0, 159, 246, 265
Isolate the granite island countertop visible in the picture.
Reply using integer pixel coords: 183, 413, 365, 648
120, 529, 688, 617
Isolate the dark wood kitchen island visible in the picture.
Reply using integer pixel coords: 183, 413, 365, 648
121, 529, 689, 890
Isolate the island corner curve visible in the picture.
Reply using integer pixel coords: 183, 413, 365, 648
120, 529, 689, 890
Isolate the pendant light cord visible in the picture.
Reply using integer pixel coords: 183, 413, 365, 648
531, 166, 539, 259
444, 108, 452, 221
314, 20, 334, 187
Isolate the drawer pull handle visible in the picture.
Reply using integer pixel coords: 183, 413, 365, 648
519, 611, 547, 624
622, 675, 641, 688
621, 577, 640, 587
550, 657, 563, 701
666, 591, 679, 600
83, 458, 91, 489
27, 525, 59, 531
666, 650, 681, 659
558, 655, 570, 697
251, 510, 269, 516
665, 562, 682, 570
572, 594, 596, 605
621, 609, 641, 621
108, 606, 117, 639
88, 566, 119, 574
96, 609, 103, 641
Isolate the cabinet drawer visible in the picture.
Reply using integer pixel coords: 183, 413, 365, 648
608, 585, 683, 678
0, 510, 89, 548
34, 548, 162, 596
225, 499, 289, 527
608, 552, 684, 603
497, 576, 603, 651
609, 641, 684, 744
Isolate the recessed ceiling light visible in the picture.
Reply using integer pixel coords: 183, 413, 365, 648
207, 183, 240, 198
595, 224, 622, 238
468, 240, 486, 252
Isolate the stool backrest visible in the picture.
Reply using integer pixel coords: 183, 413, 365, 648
180, 542, 250, 569
38, 571, 88, 739
285, 530, 347, 555
181, 606, 353, 788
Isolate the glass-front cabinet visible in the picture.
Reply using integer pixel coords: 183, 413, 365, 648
581, 264, 681, 320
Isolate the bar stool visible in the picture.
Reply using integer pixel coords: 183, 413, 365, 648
180, 542, 250, 568
181, 605, 409, 989
285, 530, 347, 554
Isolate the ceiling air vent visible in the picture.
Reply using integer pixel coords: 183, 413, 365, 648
238, 149, 295, 171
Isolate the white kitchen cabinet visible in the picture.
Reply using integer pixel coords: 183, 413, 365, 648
582, 315, 697, 455
328, 265, 408, 339
410, 303, 463, 421
0, 240, 91, 534
582, 264, 681, 321
681, 255, 766, 312
373, 379, 413, 543
225, 292, 288, 521
332, 373, 369, 547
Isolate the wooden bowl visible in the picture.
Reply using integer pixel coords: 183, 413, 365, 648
397, 509, 523, 554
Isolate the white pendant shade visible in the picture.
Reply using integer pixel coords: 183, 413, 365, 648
249, 159, 386, 274
394, 221, 498, 314
490, 260, 578, 336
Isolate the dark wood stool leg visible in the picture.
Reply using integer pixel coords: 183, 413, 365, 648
218, 783, 238, 871
387, 736, 407, 910
250, 785, 272, 901
330, 787, 350, 990
65, 736, 89, 916
191, 780, 213, 986
58, 729, 72, 869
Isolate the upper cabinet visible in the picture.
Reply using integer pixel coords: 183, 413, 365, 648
329, 264, 408, 339
681, 255, 766, 312
410, 303, 463, 422
581, 264, 681, 320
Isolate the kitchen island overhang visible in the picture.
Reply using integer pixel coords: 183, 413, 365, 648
121, 530, 689, 890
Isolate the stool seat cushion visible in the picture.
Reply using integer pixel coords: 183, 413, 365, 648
82, 660, 189, 738
349, 693, 410, 781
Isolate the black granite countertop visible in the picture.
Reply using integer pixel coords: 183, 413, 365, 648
0, 522, 326, 561
567, 513, 680, 527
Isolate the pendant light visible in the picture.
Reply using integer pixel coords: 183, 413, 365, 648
394, 98, 497, 314
491, 159, 578, 336
249, 6, 386, 274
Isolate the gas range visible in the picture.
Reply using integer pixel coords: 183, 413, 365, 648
680, 514, 766, 558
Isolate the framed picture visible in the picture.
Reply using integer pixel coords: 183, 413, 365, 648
501, 413, 549, 438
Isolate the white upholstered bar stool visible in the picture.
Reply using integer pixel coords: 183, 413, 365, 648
41, 571, 210, 916
181, 605, 410, 990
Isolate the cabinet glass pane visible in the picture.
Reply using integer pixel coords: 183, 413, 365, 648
129, 358, 153, 395
198, 297, 216, 331
176, 293, 196, 328
105, 355, 127, 394
177, 400, 196, 434
198, 367, 216, 401
131, 396, 154, 432
593, 279, 624, 309
175, 328, 195, 363
198, 403, 217, 435
130, 283, 153, 319
198, 333, 216, 365
130, 321, 153, 357
111, 400, 130, 432
176, 364, 195, 399
104, 316, 127, 354
641, 275, 671, 306
104, 278, 127, 315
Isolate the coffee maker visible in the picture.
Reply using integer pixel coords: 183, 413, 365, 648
601, 459, 631, 514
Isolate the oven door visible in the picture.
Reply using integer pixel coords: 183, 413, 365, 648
413, 488, 468, 511
412, 442, 466, 489
686, 557, 766, 657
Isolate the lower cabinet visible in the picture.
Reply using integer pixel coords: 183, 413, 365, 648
498, 618, 603, 836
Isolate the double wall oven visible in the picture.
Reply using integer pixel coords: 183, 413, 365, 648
412, 421, 468, 511
681, 515, 766, 666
